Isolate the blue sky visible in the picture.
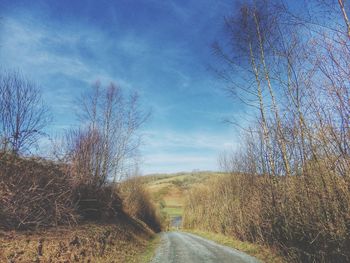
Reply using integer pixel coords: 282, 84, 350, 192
0, 0, 243, 174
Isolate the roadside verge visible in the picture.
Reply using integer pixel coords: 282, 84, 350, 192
0, 214, 156, 263
182, 229, 286, 263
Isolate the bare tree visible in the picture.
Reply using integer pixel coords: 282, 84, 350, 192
67, 82, 149, 185
197, 1, 350, 261
213, 1, 296, 176
0, 71, 50, 154
337, 0, 350, 38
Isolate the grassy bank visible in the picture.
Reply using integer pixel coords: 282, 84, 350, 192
0, 155, 162, 262
183, 229, 285, 263
135, 234, 161, 263
0, 215, 156, 262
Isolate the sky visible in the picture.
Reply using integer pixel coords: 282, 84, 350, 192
0, 0, 244, 174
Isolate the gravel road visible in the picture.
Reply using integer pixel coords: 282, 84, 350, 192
151, 232, 260, 263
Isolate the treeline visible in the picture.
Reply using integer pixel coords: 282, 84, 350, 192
0, 71, 161, 232
184, 1, 350, 262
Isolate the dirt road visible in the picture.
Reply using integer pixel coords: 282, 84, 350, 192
151, 232, 260, 263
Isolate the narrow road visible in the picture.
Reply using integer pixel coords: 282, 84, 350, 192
151, 232, 260, 263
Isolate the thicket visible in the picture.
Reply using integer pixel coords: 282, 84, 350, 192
0, 153, 123, 229
119, 177, 162, 232
0, 74, 159, 232
0, 154, 76, 229
0, 153, 162, 231
184, 1, 350, 262
184, 170, 350, 262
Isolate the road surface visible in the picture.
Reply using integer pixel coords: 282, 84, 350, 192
151, 232, 260, 263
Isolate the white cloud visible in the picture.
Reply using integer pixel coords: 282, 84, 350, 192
140, 129, 237, 174
141, 153, 217, 174
0, 16, 133, 88
0, 7, 241, 175
142, 129, 236, 151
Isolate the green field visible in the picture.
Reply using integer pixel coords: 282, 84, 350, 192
163, 206, 183, 218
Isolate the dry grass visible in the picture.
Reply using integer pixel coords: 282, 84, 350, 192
119, 177, 162, 233
0, 214, 155, 263
0, 155, 161, 262
134, 234, 161, 263
183, 171, 350, 262
0, 154, 127, 230
0, 154, 77, 230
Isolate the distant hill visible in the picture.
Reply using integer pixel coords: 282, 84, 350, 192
142, 171, 226, 227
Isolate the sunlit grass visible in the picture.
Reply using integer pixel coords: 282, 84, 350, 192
132, 234, 161, 263
145, 172, 218, 222
163, 206, 183, 218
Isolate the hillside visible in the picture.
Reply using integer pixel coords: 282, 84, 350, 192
0, 213, 158, 262
143, 171, 223, 227
0, 155, 161, 263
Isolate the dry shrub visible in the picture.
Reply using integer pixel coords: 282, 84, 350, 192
183, 169, 350, 262
72, 183, 122, 221
0, 154, 124, 230
0, 154, 77, 230
119, 177, 162, 232
0, 222, 153, 262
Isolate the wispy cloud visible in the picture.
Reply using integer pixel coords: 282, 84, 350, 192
0, 0, 242, 173
0, 14, 135, 130
142, 153, 215, 174
0, 17, 127, 85
140, 129, 237, 174
143, 129, 235, 151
